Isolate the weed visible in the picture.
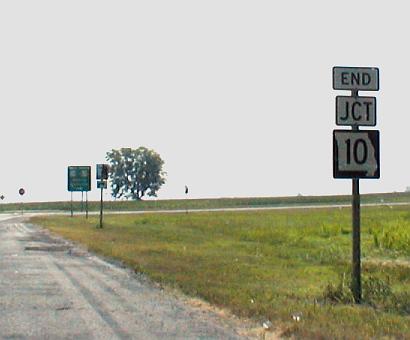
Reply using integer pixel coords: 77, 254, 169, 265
323, 272, 355, 304
323, 271, 410, 317
371, 221, 410, 255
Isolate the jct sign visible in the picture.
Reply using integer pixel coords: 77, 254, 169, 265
336, 96, 376, 126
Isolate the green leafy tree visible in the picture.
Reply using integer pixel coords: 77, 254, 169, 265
106, 147, 166, 200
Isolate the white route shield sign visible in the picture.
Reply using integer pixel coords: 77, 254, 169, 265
333, 130, 380, 179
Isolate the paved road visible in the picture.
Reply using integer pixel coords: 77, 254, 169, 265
15, 200, 410, 220
0, 215, 249, 339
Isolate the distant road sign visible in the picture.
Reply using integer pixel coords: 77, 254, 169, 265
97, 180, 107, 189
68, 166, 91, 192
1, 195, 5, 200
333, 130, 380, 179
336, 96, 376, 126
96, 164, 109, 180
19, 188, 25, 196
333, 67, 379, 91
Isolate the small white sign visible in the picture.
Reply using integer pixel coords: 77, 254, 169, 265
97, 180, 107, 189
336, 96, 376, 126
333, 67, 379, 91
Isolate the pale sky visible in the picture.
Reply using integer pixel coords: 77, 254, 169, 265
0, 1, 408, 203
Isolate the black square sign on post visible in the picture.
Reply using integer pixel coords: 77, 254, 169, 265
96, 164, 109, 180
333, 129, 380, 179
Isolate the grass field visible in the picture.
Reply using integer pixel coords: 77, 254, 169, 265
31, 205, 410, 339
4, 191, 410, 213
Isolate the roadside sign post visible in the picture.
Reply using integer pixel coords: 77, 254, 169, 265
19, 188, 25, 215
332, 67, 380, 303
96, 164, 109, 228
185, 185, 189, 214
68, 166, 91, 218
100, 184, 103, 227
81, 191, 84, 212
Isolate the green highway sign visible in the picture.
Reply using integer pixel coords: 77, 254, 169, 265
68, 166, 91, 192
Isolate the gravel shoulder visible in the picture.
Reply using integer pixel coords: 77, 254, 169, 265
0, 215, 277, 339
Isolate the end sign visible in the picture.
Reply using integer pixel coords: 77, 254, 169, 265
333, 67, 379, 91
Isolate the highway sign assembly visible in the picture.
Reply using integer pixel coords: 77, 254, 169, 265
332, 66, 380, 304
68, 166, 91, 192
68, 166, 91, 218
18, 188, 25, 215
96, 164, 109, 228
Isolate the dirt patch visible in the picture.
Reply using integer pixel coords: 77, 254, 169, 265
185, 297, 282, 339
364, 258, 410, 268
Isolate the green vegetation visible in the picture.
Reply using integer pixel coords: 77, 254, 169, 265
31, 205, 410, 339
4, 190, 410, 213
106, 147, 166, 200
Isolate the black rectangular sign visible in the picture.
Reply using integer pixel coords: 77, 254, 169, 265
96, 164, 109, 180
333, 130, 380, 179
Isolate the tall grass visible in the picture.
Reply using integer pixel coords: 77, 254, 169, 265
31, 205, 410, 339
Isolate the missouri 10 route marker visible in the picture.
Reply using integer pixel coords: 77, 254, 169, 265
332, 66, 380, 304
333, 130, 380, 178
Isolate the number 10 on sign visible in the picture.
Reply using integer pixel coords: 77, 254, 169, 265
333, 130, 380, 179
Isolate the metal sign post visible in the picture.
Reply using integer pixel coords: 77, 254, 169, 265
18, 188, 25, 215
332, 67, 380, 303
96, 164, 109, 228
100, 184, 103, 227
185, 185, 189, 214
97, 180, 107, 228
352, 176, 361, 301
352, 98, 361, 303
